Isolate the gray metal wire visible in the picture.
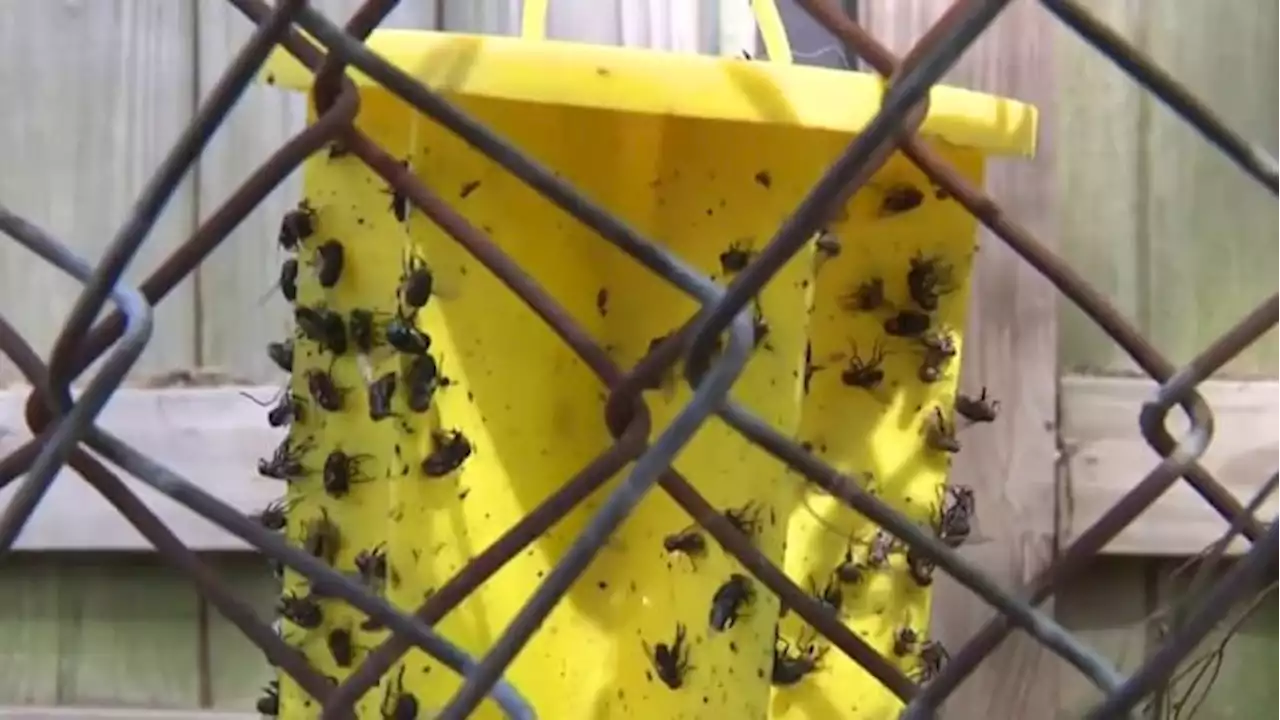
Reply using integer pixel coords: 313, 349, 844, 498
0, 0, 1274, 718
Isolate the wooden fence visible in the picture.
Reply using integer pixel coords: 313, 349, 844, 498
0, 1, 1274, 717
1050, 1, 1278, 716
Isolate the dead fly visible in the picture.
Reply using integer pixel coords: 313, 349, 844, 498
256, 680, 280, 717
643, 622, 692, 690
385, 310, 431, 356
878, 183, 925, 217
917, 328, 957, 383
367, 372, 398, 421
253, 498, 297, 532
381, 160, 413, 223
278, 200, 316, 251
422, 429, 472, 477
918, 350, 948, 384
809, 573, 844, 612
355, 543, 388, 587
955, 387, 1000, 424
327, 140, 349, 159
386, 184, 410, 224
884, 309, 931, 338
663, 525, 707, 568
719, 240, 755, 274
938, 485, 976, 548
381, 665, 419, 720
398, 253, 434, 311
267, 339, 294, 373
723, 501, 763, 538
814, 230, 842, 259
327, 626, 356, 668
906, 253, 955, 312
916, 640, 950, 683
919, 329, 957, 360
258, 436, 312, 481
349, 308, 386, 354
840, 277, 886, 313
924, 407, 961, 454
752, 303, 772, 350
709, 573, 754, 631
295, 305, 347, 356
323, 450, 374, 499
278, 591, 323, 629
840, 340, 887, 390
275, 393, 308, 427
867, 529, 896, 568
772, 633, 828, 687
404, 354, 441, 413
302, 510, 342, 565
907, 545, 936, 586
893, 627, 920, 657
241, 388, 305, 428
834, 544, 865, 585
803, 342, 824, 394
311, 239, 344, 288
306, 369, 347, 412
279, 258, 299, 303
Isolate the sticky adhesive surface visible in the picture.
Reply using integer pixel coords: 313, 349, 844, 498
265, 31, 1031, 720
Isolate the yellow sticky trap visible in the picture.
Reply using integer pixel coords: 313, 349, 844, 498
773, 152, 989, 720
262, 30, 1034, 720
277, 92, 419, 719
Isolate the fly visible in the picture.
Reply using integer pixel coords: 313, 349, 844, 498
709, 573, 754, 631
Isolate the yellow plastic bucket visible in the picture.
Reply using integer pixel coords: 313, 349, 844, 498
261, 4, 1035, 718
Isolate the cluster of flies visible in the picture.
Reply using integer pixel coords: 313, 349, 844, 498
640, 493, 961, 692
809, 181, 1001, 455
793, 479, 972, 685
250, 192, 469, 719
641, 503, 766, 690
631, 183, 995, 693
838, 182, 997, 681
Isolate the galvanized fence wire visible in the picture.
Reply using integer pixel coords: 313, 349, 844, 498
0, 0, 1273, 717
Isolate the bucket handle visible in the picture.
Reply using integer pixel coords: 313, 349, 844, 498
519, 0, 793, 65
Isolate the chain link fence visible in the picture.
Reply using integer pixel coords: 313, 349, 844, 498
0, 0, 1275, 717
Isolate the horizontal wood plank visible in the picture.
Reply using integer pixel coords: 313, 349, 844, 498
6, 376, 1275, 555
0, 387, 285, 552
1060, 376, 1278, 556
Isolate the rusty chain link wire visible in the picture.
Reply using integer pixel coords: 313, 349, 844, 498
0, 0, 1275, 718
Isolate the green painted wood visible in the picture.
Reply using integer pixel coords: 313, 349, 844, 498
202, 554, 278, 711
1139, 0, 1278, 378
1055, 0, 1278, 377
0, 554, 202, 708
0, 557, 62, 704
1056, 558, 1159, 719
1152, 559, 1278, 719
1055, 557, 1279, 720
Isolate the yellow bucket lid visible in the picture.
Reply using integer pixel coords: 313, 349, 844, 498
264, 30, 1036, 158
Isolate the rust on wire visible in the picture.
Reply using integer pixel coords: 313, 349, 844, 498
0, 0, 1275, 717
0, 219, 334, 700
285, 0, 919, 708
0, 6, 364, 704
0, 0, 311, 552
791, 1, 1277, 712
285, 6, 1129, 714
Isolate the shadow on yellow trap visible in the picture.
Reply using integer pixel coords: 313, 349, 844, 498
261, 30, 1036, 720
